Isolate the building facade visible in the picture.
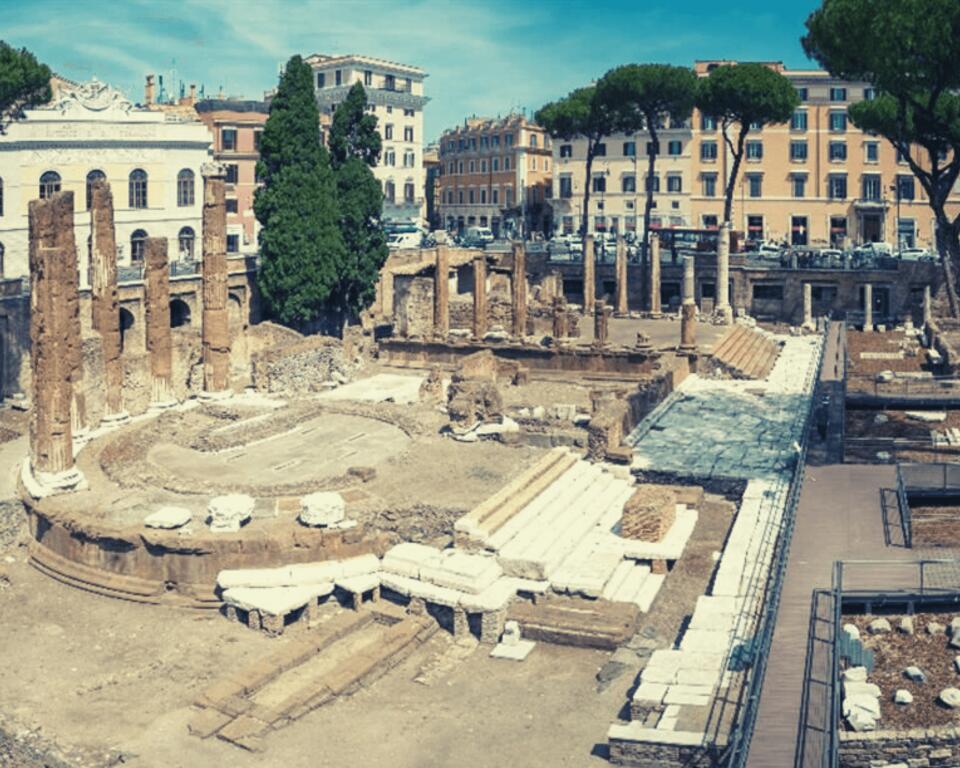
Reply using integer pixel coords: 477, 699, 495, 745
437, 115, 552, 237
307, 53, 428, 226
0, 76, 211, 283
690, 60, 960, 249
422, 143, 441, 231
194, 99, 269, 256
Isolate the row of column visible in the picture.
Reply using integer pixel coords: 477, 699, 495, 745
27, 166, 231, 493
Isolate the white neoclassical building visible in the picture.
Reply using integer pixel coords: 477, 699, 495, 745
0, 76, 212, 284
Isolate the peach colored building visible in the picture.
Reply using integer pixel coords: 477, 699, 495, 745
690, 60, 960, 250
437, 115, 552, 237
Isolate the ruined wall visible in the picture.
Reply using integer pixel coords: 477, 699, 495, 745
250, 335, 350, 393
839, 727, 960, 768
394, 276, 434, 337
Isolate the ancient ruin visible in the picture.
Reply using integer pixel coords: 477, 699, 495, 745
201, 163, 231, 397
144, 237, 176, 408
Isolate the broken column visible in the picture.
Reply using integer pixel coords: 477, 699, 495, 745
144, 238, 176, 408
552, 296, 567, 340
802, 282, 813, 330
201, 164, 231, 397
583, 234, 596, 315
90, 180, 127, 423
26, 195, 86, 494
649, 233, 662, 315
593, 300, 609, 348
863, 283, 873, 332
680, 255, 697, 351
716, 222, 732, 324
615, 235, 628, 315
473, 254, 487, 339
434, 245, 449, 337
924, 285, 933, 327
511, 242, 527, 339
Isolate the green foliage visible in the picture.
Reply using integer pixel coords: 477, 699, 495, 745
596, 63, 698, 135
254, 56, 346, 326
0, 41, 52, 129
329, 82, 388, 317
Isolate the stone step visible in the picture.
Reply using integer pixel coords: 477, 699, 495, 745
601, 560, 637, 601
507, 595, 639, 650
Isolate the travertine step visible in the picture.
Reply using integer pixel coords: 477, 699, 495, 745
507, 595, 639, 650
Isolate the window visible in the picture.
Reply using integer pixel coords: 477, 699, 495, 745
702, 173, 717, 197
865, 141, 879, 162
130, 229, 147, 262
177, 169, 195, 207
316, 73, 325, 89
404, 108, 414, 118
468, 189, 475, 204
404, 126, 414, 142
594, 142, 606, 156
747, 174, 762, 198
560, 144, 572, 158
829, 141, 847, 161
796, 87, 808, 101
85, 170, 106, 210
468, 160, 475, 173
405, 182, 415, 203
703, 214, 718, 228
254, 130, 262, 151
529, 134, 538, 148
897, 176, 915, 201
492, 188, 499, 204
128, 169, 148, 208
364, 70, 372, 86
505, 134, 513, 146
458, 190, 463, 204
505, 187, 513, 205
790, 141, 808, 161
791, 110, 808, 131
384, 180, 395, 203
225, 164, 239, 184
746, 141, 763, 160
830, 87, 847, 101
492, 135, 500, 147
385, 150, 396, 166
829, 111, 847, 132
897, 218, 916, 248
480, 136, 488, 149
828, 174, 847, 199
667, 175, 682, 193
594, 216, 606, 232
0, 242, 3, 276
39, 170, 61, 199
335, 70, 342, 87
178, 226, 195, 260
792, 216, 809, 245
225, 198, 239, 213
792, 174, 807, 198
701, 115, 717, 130
747, 215, 764, 240
622, 175, 636, 193
491, 158, 499, 171
646, 141, 659, 156
753, 284, 784, 301
559, 176, 573, 199
830, 216, 848, 245
700, 141, 717, 161
227, 234, 239, 253
646, 175, 660, 193
592, 175, 606, 193
384, 124, 393, 140
864, 87, 877, 101
862, 174, 882, 201
667, 140, 682, 156
222, 128, 237, 151
623, 141, 636, 157
480, 189, 486, 204
504, 157, 511, 171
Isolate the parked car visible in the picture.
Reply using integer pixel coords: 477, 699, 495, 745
899, 247, 929, 260
462, 226, 495, 248
387, 231, 423, 250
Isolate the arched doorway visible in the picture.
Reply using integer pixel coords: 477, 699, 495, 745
170, 298, 191, 328
119, 307, 135, 351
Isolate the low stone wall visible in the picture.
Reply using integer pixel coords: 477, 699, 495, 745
839, 726, 960, 767
250, 335, 348, 393
608, 734, 725, 767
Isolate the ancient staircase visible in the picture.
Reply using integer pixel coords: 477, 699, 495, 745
710, 324, 782, 380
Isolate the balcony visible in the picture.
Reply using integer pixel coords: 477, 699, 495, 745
853, 197, 889, 210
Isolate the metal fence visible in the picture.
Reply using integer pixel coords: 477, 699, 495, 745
847, 374, 960, 398
896, 464, 913, 548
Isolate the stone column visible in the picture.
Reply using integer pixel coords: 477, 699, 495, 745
511, 242, 527, 339
473, 254, 487, 339
90, 180, 127, 423
26, 195, 85, 493
552, 297, 567, 340
201, 164, 231, 397
716, 222, 732, 324
863, 283, 873, 332
924, 285, 933, 327
583, 234, 595, 315
593, 300, 609, 348
144, 238, 175, 407
615, 236, 628, 316
434, 246, 449, 337
680, 256, 697, 351
649, 233, 662, 315
802, 283, 813, 330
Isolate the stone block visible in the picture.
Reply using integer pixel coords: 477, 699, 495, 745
621, 486, 677, 542
299, 491, 346, 527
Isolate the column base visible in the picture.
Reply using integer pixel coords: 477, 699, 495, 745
21, 458, 88, 499
148, 399, 179, 414
100, 410, 131, 426
197, 389, 233, 403
714, 305, 733, 325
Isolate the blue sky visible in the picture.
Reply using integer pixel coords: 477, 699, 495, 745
5, 0, 821, 142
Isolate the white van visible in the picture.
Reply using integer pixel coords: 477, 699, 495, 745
387, 231, 423, 249
463, 226, 495, 248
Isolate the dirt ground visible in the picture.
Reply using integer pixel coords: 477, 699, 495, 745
844, 408, 960, 464
845, 329, 938, 392
910, 502, 960, 547
848, 612, 960, 731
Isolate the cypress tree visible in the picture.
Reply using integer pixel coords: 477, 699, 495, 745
328, 82, 388, 320
254, 55, 345, 327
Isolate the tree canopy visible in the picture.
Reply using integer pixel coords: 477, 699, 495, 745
0, 41, 52, 130
803, 0, 960, 315
696, 63, 799, 223
328, 82, 388, 321
254, 55, 346, 327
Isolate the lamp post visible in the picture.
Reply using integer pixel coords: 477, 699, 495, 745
890, 180, 902, 256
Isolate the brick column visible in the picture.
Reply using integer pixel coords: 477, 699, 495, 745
583, 235, 595, 315
552, 296, 567, 340
90, 180, 126, 422
473, 254, 487, 339
144, 238, 175, 407
434, 246, 449, 337
593, 300, 609, 348
716, 222, 732, 324
201, 164, 231, 396
649, 234, 662, 315
680, 255, 697, 351
863, 283, 873, 332
615, 235, 628, 315
26, 195, 85, 493
511, 242, 527, 338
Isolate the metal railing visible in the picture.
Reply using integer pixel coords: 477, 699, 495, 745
896, 464, 913, 548
847, 373, 960, 398
720, 329, 828, 767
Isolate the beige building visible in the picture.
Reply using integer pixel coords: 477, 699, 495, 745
306, 53, 428, 226
690, 60, 960, 249
547, 125, 692, 236
437, 115, 552, 237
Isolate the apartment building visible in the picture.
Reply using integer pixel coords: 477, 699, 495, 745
194, 99, 268, 256
307, 53, 428, 226
548, 124, 693, 236
690, 60, 960, 249
437, 114, 552, 237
